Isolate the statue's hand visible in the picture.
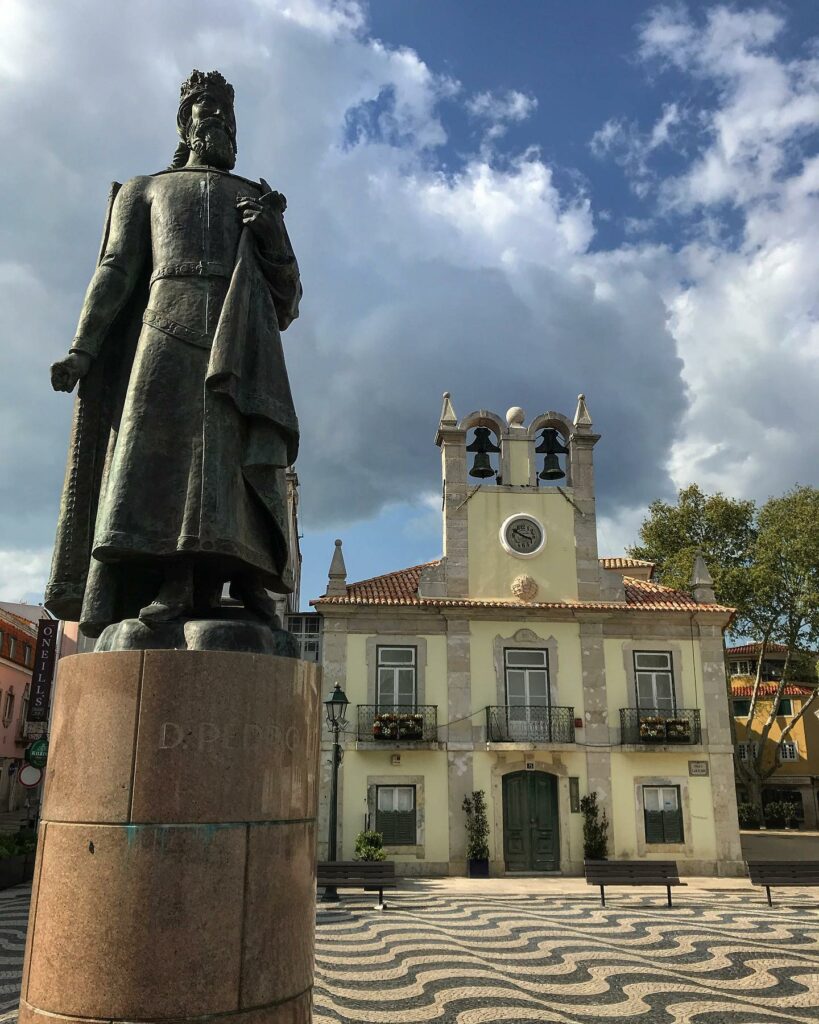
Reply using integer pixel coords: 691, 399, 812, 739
236, 191, 286, 242
51, 351, 92, 393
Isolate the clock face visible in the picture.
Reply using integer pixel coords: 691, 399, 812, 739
502, 515, 545, 557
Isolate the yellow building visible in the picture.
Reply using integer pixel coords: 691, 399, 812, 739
727, 643, 819, 827
313, 396, 743, 876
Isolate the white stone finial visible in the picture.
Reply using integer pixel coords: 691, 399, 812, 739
439, 391, 457, 427
573, 393, 593, 429
505, 406, 525, 427
326, 538, 348, 596
690, 550, 716, 604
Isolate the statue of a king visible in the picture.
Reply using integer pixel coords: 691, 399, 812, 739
45, 70, 301, 646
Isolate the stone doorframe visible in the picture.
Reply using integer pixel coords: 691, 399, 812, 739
488, 755, 574, 874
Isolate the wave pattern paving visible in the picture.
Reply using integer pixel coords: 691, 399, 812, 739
313, 890, 819, 1024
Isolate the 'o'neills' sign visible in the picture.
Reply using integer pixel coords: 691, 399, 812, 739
26, 618, 59, 724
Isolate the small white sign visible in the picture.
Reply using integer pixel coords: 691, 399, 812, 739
19, 764, 42, 788
688, 760, 709, 777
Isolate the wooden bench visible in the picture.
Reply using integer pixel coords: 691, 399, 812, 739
747, 860, 819, 906
317, 861, 397, 909
584, 859, 686, 907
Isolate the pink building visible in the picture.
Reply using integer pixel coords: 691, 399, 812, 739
0, 606, 77, 812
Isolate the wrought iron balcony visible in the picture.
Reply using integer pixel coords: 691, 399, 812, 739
619, 707, 702, 745
357, 705, 438, 743
485, 705, 576, 744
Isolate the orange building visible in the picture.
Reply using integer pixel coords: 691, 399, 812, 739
727, 643, 819, 828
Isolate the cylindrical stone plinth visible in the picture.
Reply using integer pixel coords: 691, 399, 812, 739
19, 650, 320, 1024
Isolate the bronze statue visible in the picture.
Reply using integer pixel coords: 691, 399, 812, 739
46, 71, 301, 652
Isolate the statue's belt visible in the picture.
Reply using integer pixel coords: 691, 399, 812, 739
143, 308, 211, 348
149, 261, 232, 285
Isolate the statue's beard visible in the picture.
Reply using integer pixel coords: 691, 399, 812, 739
187, 117, 236, 170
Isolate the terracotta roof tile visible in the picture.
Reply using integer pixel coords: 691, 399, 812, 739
731, 680, 815, 698
599, 556, 655, 571
726, 642, 790, 656
313, 562, 732, 614
0, 607, 38, 636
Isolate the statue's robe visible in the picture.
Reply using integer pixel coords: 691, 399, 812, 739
44, 167, 301, 635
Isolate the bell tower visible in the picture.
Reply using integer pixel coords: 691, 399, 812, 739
432, 394, 601, 602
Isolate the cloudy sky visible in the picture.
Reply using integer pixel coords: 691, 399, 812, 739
1, 0, 818, 608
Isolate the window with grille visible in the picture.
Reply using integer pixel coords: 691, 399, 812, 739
634, 651, 675, 711
504, 648, 551, 739
736, 742, 759, 762
286, 614, 321, 662
377, 647, 416, 708
643, 786, 684, 844
375, 785, 416, 845
732, 699, 751, 717
779, 741, 798, 762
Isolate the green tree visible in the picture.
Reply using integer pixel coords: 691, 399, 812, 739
631, 484, 819, 820
732, 487, 819, 815
628, 484, 756, 609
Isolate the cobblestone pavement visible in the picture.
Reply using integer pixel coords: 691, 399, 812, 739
1, 882, 818, 1023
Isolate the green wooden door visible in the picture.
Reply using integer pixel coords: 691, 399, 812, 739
502, 771, 560, 871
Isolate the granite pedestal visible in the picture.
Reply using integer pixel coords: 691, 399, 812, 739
18, 649, 320, 1024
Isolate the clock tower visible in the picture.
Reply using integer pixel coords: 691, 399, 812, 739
428, 394, 601, 604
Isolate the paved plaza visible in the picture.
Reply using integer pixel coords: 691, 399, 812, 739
1, 878, 818, 1023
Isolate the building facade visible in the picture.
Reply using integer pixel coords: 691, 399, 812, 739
727, 642, 819, 827
313, 396, 743, 876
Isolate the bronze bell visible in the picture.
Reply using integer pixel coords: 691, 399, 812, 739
535, 427, 568, 481
466, 426, 500, 479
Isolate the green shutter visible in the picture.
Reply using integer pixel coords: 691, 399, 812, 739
376, 810, 416, 845
663, 808, 684, 843
644, 810, 665, 843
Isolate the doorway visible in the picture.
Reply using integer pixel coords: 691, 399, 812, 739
502, 770, 560, 872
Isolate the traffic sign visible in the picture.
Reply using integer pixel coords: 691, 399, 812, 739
19, 764, 42, 788
26, 739, 48, 768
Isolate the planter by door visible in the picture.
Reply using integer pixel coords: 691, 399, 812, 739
0, 855, 26, 891
502, 770, 560, 872
468, 858, 490, 877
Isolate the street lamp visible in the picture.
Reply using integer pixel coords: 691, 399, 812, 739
322, 682, 349, 902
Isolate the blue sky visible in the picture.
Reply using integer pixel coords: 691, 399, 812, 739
1, 1, 819, 610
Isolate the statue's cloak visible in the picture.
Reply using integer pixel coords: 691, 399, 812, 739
45, 180, 300, 628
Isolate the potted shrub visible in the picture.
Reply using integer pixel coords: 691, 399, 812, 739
354, 830, 387, 861
463, 790, 490, 877
737, 802, 761, 830
0, 831, 36, 890
580, 791, 609, 861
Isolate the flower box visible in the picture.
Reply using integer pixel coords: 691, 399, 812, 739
372, 712, 424, 741
665, 718, 691, 742
639, 716, 666, 741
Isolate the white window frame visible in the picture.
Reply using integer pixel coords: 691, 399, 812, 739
779, 741, 799, 762
732, 698, 751, 718
633, 651, 676, 712
776, 698, 794, 717
7, 636, 16, 661
504, 648, 552, 740
376, 646, 417, 709
642, 785, 684, 844
736, 741, 759, 762
2, 692, 14, 727
374, 784, 417, 846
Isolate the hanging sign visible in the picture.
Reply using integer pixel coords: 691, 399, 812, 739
26, 739, 49, 768
26, 619, 59, 724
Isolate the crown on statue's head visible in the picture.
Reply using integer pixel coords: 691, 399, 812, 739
179, 69, 235, 109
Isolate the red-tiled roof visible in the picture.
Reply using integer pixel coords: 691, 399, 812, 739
726, 642, 790, 656
0, 607, 37, 636
313, 562, 732, 614
731, 681, 815, 698
600, 557, 655, 571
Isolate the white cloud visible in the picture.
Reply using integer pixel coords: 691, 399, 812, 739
5, 0, 819, 607
0, 549, 53, 603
